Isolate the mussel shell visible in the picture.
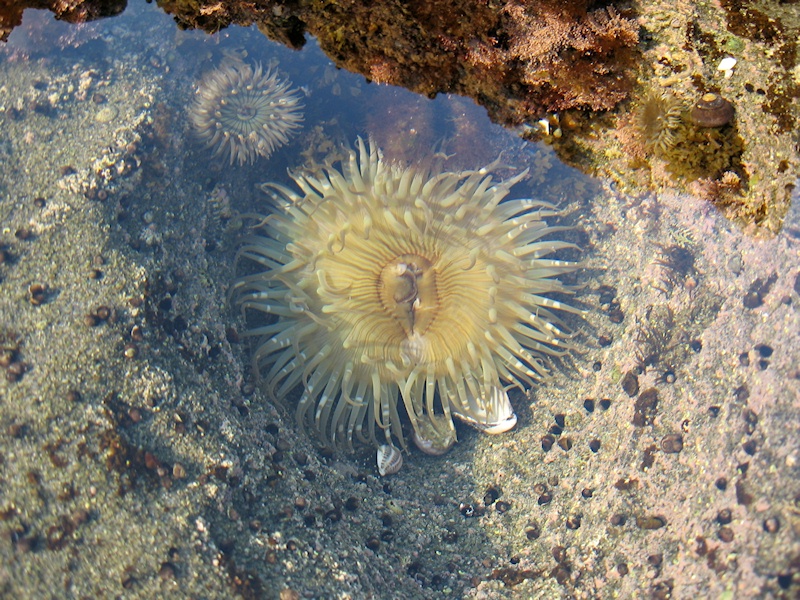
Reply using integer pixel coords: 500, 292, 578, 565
689, 93, 735, 128
377, 444, 403, 476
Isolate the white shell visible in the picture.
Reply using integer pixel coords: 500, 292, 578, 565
411, 416, 457, 456
478, 412, 518, 435
452, 385, 518, 434
377, 444, 403, 476
537, 118, 551, 136
717, 57, 737, 77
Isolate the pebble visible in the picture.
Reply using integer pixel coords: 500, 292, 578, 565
636, 515, 667, 530
727, 254, 743, 274
565, 514, 581, 529
365, 537, 380, 551
95, 105, 119, 124
525, 523, 541, 540
28, 283, 47, 305
632, 388, 659, 427
763, 517, 780, 533
755, 344, 773, 358
660, 434, 683, 453
158, 562, 176, 580
717, 526, 734, 542
610, 513, 626, 526
621, 371, 639, 397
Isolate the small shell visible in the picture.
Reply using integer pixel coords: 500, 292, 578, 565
717, 57, 737, 73
452, 385, 518, 434
474, 412, 518, 434
689, 93, 735, 128
377, 444, 403, 476
537, 117, 551, 136
412, 415, 457, 456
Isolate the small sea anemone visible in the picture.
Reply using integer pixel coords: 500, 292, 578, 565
231, 140, 579, 461
654, 243, 697, 294
635, 90, 684, 156
189, 60, 303, 165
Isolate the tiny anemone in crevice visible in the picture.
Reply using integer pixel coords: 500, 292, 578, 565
634, 89, 684, 156
634, 304, 676, 370
653, 242, 697, 294
229, 139, 581, 468
189, 59, 303, 166
690, 171, 747, 208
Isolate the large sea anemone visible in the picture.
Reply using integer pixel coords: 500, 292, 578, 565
189, 60, 303, 166
231, 139, 578, 465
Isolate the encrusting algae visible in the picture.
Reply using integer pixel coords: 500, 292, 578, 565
230, 139, 580, 472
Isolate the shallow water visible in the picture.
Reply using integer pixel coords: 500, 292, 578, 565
1, 2, 799, 598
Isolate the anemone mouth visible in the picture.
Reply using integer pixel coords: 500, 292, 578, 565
231, 138, 580, 452
189, 59, 304, 165
232, 104, 258, 122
